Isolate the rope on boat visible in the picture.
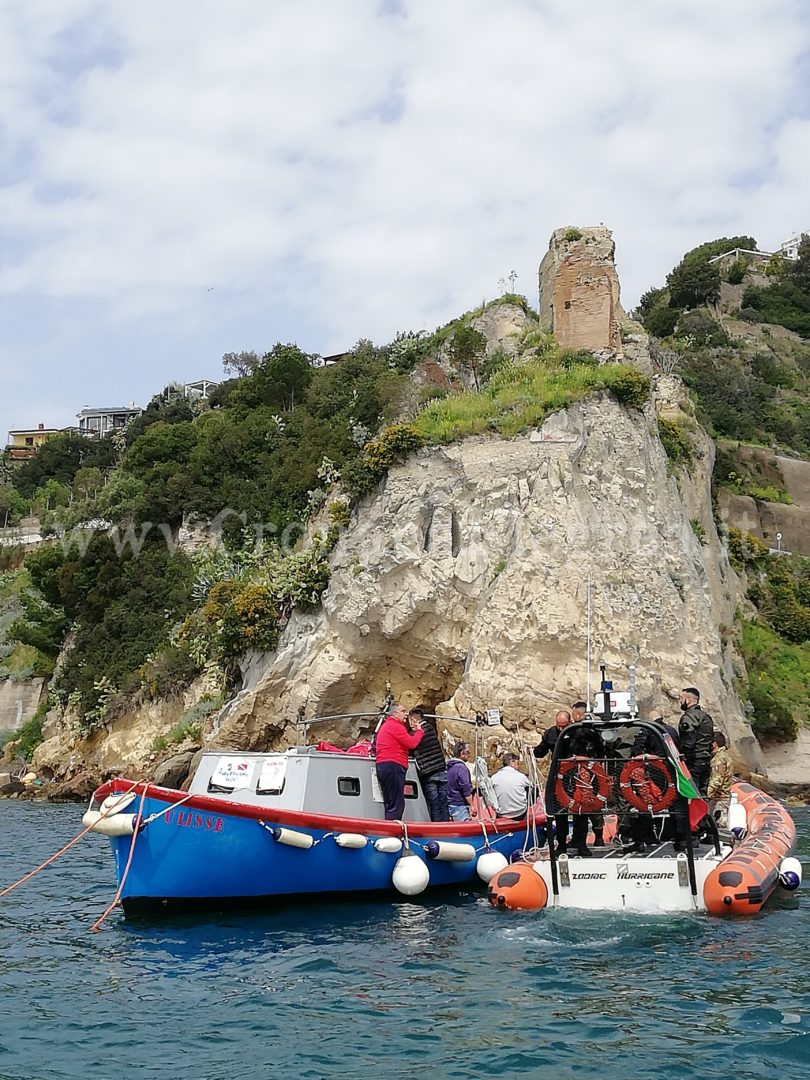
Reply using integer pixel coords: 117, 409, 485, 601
90, 784, 149, 932
141, 789, 196, 825
0, 780, 143, 900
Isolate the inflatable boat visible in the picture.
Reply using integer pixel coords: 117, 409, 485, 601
488, 675, 800, 917
84, 713, 537, 917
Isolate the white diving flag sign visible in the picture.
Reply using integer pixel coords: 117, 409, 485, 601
212, 757, 254, 790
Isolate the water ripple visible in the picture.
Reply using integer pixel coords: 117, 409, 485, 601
1, 802, 808, 1079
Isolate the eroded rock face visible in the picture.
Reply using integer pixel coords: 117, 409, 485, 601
214, 392, 762, 771
538, 227, 623, 354
469, 302, 535, 358
716, 449, 810, 557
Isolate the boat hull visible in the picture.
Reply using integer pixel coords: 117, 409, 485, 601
93, 781, 531, 917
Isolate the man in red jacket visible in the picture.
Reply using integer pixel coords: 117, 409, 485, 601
375, 703, 424, 820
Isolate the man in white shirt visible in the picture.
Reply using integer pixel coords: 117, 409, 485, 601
491, 753, 531, 820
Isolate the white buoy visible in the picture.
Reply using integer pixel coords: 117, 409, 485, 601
425, 841, 476, 862
272, 827, 315, 849
392, 852, 430, 895
335, 833, 369, 849
779, 856, 802, 891
476, 850, 509, 883
374, 837, 403, 854
727, 791, 746, 836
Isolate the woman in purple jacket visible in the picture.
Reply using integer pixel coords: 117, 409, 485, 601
446, 741, 477, 822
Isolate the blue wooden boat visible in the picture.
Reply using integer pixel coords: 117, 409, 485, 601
86, 735, 535, 917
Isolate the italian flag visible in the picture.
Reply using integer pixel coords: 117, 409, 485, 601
662, 734, 710, 830
675, 762, 710, 830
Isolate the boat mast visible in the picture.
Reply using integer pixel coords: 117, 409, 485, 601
586, 573, 592, 711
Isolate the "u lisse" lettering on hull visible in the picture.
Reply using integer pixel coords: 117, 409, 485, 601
164, 810, 224, 832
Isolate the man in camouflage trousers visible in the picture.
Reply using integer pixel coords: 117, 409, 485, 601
707, 730, 734, 818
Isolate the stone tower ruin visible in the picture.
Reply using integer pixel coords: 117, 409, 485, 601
538, 226, 623, 354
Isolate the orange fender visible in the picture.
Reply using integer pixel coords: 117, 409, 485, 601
703, 783, 796, 916
488, 863, 548, 911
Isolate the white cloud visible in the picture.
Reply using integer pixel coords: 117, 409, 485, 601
1, 0, 809, 430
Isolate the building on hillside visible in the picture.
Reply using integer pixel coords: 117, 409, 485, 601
161, 379, 220, 404
182, 378, 218, 399
708, 246, 772, 270
76, 403, 141, 437
709, 235, 805, 270
6, 423, 66, 461
779, 234, 805, 262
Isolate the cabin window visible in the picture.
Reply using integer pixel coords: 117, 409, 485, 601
256, 756, 288, 795
208, 756, 255, 794
338, 777, 361, 797
404, 781, 418, 800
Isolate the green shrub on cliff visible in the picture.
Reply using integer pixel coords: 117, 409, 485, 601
9, 536, 197, 725
741, 621, 807, 742
657, 418, 692, 467
410, 356, 650, 446
179, 543, 332, 667
343, 423, 426, 497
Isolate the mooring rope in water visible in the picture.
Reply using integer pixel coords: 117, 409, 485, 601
90, 784, 150, 932
0, 780, 143, 899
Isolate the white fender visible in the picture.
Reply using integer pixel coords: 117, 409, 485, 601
779, 856, 802, 891
392, 852, 430, 895
424, 841, 476, 862
374, 837, 403, 854
476, 850, 509, 883
271, 827, 315, 849
100, 793, 136, 815
82, 810, 139, 837
727, 791, 747, 836
335, 833, 369, 849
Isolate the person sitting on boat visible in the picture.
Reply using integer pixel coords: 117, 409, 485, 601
707, 730, 734, 818
447, 742, 477, 822
375, 703, 424, 821
678, 687, 714, 796
410, 708, 449, 822
491, 753, 531, 820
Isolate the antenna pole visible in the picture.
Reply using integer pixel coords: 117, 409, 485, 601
586, 574, 592, 710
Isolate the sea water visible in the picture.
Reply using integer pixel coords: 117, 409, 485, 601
0, 801, 808, 1080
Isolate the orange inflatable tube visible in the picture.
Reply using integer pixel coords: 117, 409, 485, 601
487, 863, 548, 910
704, 782, 796, 916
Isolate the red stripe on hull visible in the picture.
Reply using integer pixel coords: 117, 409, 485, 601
94, 778, 540, 837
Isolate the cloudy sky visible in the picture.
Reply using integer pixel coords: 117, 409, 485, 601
1, 0, 809, 439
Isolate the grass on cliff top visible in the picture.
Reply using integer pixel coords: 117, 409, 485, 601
411, 356, 650, 443
740, 620, 810, 742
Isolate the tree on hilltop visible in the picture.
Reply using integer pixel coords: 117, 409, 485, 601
222, 350, 261, 378
448, 325, 487, 390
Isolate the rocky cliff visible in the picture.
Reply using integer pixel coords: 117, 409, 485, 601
211, 386, 760, 771
23, 225, 776, 793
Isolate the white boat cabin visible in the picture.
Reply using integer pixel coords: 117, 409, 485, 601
187, 748, 432, 821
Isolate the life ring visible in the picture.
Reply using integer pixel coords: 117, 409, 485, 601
619, 756, 677, 813
554, 757, 611, 814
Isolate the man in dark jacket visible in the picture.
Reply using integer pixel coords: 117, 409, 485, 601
678, 687, 714, 796
534, 709, 572, 760
410, 708, 449, 821
535, 709, 603, 856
